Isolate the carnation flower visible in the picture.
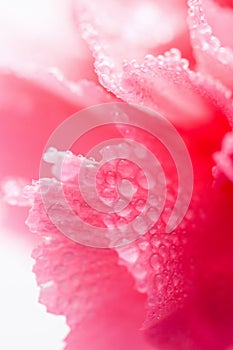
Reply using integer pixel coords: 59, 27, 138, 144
1, 1, 233, 350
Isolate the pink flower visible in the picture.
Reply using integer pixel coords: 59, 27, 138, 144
1, 1, 233, 349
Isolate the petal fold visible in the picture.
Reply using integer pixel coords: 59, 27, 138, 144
188, 0, 233, 89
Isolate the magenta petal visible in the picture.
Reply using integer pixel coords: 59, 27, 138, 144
145, 178, 233, 350
188, 0, 233, 89
114, 119, 233, 349
27, 187, 154, 350
26, 95, 233, 349
213, 131, 233, 182
56, 3, 233, 346
117, 124, 233, 349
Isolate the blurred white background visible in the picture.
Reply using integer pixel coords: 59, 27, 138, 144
0, 0, 79, 348
0, 230, 68, 350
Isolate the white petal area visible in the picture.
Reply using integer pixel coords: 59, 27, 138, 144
0, 229, 68, 350
0, 0, 94, 80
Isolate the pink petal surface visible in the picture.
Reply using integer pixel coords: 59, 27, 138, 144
9, 2, 233, 349
74, 0, 192, 66
112, 127, 233, 350
27, 141, 233, 350
106, 97, 233, 349
0, 67, 113, 236
0, 67, 113, 181
188, 0, 233, 89
76, 2, 233, 128
27, 184, 154, 350
100, 52, 233, 128
27, 92, 233, 349
131, 164, 233, 350
213, 131, 233, 183
146, 181, 233, 350
71, 10, 233, 345
201, 1, 233, 48
25, 113, 188, 348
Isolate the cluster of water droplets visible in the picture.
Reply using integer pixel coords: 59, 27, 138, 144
188, 0, 233, 64
36, 136, 167, 248
116, 201, 191, 320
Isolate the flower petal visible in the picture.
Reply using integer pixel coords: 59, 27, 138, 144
145, 177, 233, 350
115, 121, 233, 349
213, 131, 233, 183
0, 66, 113, 182
188, 0, 233, 89
27, 185, 154, 350
75, 0, 193, 65
76, 1, 233, 128
74, 4, 233, 346
27, 93, 233, 348
0, 67, 113, 235
106, 52, 233, 128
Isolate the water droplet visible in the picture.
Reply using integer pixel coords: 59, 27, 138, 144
43, 147, 58, 163
173, 273, 180, 287
169, 48, 181, 60
135, 199, 146, 211
209, 36, 220, 50
158, 244, 168, 259
114, 198, 129, 213
149, 228, 157, 235
136, 169, 148, 189
103, 215, 115, 228
150, 253, 161, 272
138, 240, 149, 251
118, 179, 134, 198
132, 216, 148, 234
117, 159, 135, 178
101, 187, 115, 199
180, 58, 189, 69
145, 54, 155, 63
118, 245, 139, 264
147, 207, 160, 222
154, 273, 164, 292
136, 280, 148, 293
116, 217, 127, 228
133, 264, 147, 279
101, 145, 118, 161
